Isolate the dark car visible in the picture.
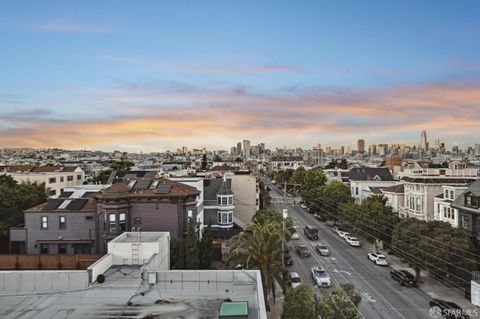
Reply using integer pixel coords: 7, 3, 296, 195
296, 244, 311, 258
429, 299, 470, 319
390, 269, 416, 287
284, 254, 294, 266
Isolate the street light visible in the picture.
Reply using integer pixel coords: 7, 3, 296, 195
282, 209, 288, 267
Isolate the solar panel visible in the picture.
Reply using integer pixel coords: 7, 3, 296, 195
156, 184, 172, 194
127, 180, 137, 189
134, 179, 152, 190
81, 192, 96, 198
66, 199, 88, 210
43, 199, 64, 210
59, 191, 73, 198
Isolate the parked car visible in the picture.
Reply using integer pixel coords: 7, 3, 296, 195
315, 244, 330, 256
345, 236, 360, 247
284, 254, 294, 266
368, 252, 388, 266
300, 204, 308, 209
289, 272, 302, 289
311, 266, 331, 287
390, 269, 416, 286
337, 230, 350, 238
331, 226, 339, 233
296, 244, 311, 258
291, 231, 300, 240
429, 298, 470, 319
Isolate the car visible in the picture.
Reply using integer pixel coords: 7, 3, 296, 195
315, 244, 330, 256
296, 244, 311, 258
289, 272, 302, 289
314, 214, 326, 222
300, 204, 308, 209
291, 232, 300, 240
429, 298, 470, 319
331, 226, 339, 233
345, 236, 360, 247
368, 252, 388, 265
337, 230, 350, 238
390, 269, 416, 287
311, 266, 331, 287
284, 254, 294, 266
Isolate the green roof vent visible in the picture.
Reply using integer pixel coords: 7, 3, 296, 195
219, 301, 248, 318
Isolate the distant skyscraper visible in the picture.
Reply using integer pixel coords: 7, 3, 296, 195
368, 144, 376, 155
231, 146, 237, 156
243, 140, 251, 158
357, 139, 365, 154
237, 142, 242, 156
475, 144, 480, 156
420, 130, 428, 150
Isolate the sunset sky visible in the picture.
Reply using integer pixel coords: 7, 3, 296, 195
1, 1, 480, 152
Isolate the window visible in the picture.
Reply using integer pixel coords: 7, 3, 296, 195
355, 187, 359, 196
60, 177, 64, 182
77, 174, 82, 180
85, 216, 93, 220
58, 244, 66, 254
217, 197, 221, 205
443, 206, 447, 218
415, 198, 422, 212
48, 190, 56, 196
450, 190, 454, 200
40, 244, 49, 254
462, 215, 471, 230
41, 216, 48, 229
221, 197, 227, 205
67, 175, 73, 181
217, 211, 233, 225
109, 214, 117, 233
444, 190, 449, 199
59, 216, 66, 229
466, 196, 472, 206
48, 177, 56, 184
228, 196, 233, 205
119, 213, 126, 231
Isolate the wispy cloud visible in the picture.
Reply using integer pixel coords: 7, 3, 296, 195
19, 21, 113, 34
90, 55, 301, 73
456, 59, 478, 69
1, 80, 479, 151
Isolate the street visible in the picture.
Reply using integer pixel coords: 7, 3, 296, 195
268, 182, 433, 319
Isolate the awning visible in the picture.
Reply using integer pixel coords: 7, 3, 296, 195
35, 240, 93, 244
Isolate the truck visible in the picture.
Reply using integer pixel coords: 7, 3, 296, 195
304, 225, 319, 240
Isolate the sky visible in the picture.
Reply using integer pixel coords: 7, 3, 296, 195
1, 1, 480, 152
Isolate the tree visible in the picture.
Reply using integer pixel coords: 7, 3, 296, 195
227, 222, 286, 303
199, 221, 213, 269
325, 159, 337, 169
213, 155, 222, 162
201, 154, 208, 171
0, 175, 48, 235
315, 181, 352, 218
258, 179, 271, 210
300, 169, 326, 204
92, 169, 112, 184
185, 217, 199, 269
252, 209, 295, 236
318, 283, 362, 319
290, 167, 306, 185
338, 158, 348, 169
109, 156, 134, 171
281, 284, 316, 319
170, 236, 185, 269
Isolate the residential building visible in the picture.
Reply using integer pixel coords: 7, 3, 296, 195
401, 176, 476, 221
451, 179, 480, 240
203, 176, 235, 230
346, 167, 399, 203
434, 185, 468, 228
2, 165, 85, 197
95, 178, 199, 253
380, 184, 405, 213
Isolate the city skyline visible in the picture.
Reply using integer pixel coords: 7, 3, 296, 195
1, 1, 480, 151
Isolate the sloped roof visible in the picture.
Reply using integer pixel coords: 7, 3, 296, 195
380, 184, 404, 194
203, 178, 233, 201
345, 168, 394, 181
451, 179, 480, 212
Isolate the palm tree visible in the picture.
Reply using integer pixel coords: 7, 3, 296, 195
227, 221, 286, 303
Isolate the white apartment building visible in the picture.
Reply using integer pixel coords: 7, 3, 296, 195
347, 168, 399, 203
433, 185, 468, 228
2, 165, 85, 197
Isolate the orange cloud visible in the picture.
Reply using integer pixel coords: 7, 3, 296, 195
1, 81, 480, 151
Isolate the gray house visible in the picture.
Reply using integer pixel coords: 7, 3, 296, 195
10, 197, 96, 255
451, 179, 480, 243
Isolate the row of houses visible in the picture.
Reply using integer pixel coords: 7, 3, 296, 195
335, 164, 480, 242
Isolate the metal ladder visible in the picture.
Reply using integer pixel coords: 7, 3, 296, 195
131, 243, 140, 265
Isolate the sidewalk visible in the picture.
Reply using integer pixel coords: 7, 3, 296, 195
386, 251, 476, 312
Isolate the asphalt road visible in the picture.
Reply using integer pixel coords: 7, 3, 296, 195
268, 182, 433, 319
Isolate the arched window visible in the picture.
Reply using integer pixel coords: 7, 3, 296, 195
109, 214, 116, 233
119, 213, 126, 231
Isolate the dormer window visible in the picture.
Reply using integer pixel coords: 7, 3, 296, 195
465, 195, 472, 207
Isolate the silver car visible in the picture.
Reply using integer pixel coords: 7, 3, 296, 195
311, 266, 331, 287
315, 244, 330, 256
